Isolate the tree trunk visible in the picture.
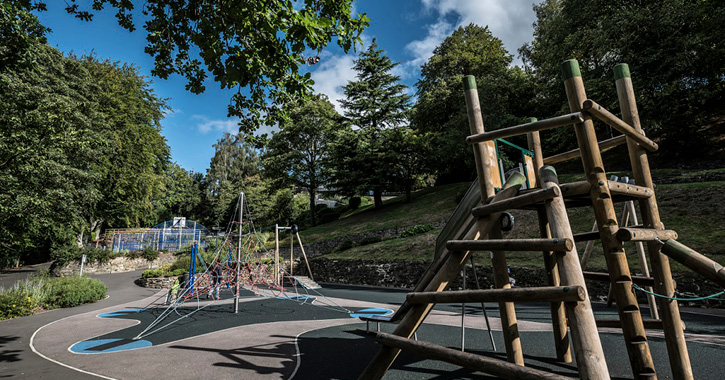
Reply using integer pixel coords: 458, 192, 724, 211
76, 231, 85, 248
405, 186, 412, 203
373, 189, 383, 208
309, 189, 317, 227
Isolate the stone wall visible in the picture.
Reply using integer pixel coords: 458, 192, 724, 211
307, 258, 724, 308
54, 253, 176, 276
135, 276, 178, 289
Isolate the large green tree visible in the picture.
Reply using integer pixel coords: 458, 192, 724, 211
21, 0, 369, 134
263, 94, 341, 226
519, 0, 725, 160
334, 38, 412, 207
413, 24, 536, 184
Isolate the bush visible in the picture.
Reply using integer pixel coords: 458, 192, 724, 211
142, 266, 186, 278
400, 224, 435, 238
359, 236, 382, 246
140, 246, 160, 261
317, 207, 342, 224
50, 246, 117, 267
142, 268, 164, 278
43, 276, 107, 308
335, 239, 355, 252
0, 292, 39, 320
349, 196, 362, 210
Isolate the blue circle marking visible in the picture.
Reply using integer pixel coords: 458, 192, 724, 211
70, 338, 153, 354
97, 308, 146, 318
350, 308, 394, 319
276, 295, 316, 301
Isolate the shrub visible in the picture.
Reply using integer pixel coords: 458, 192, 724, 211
317, 207, 342, 224
50, 246, 115, 267
349, 196, 362, 210
0, 292, 39, 320
359, 236, 382, 246
336, 239, 355, 252
43, 276, 107, 308
140, 246, 160, 261
142, 268, 164, 278
400, 224, 435, 238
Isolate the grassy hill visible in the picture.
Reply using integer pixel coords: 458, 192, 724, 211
293, 169, 725, 273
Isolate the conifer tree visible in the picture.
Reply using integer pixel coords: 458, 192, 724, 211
335, 38, 411, 207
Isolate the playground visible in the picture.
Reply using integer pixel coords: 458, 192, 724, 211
19, 277, 722, 380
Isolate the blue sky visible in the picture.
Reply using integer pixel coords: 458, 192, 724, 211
35, 0, 541, 174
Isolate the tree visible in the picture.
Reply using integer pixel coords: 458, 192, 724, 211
203, 132, 262, 228
25, 0, 369, 134
263, 94, 341, 226
335, 38, 412, 207
382, 127, 431, 202
412, 24, 536, 184
519, 0, 725, 161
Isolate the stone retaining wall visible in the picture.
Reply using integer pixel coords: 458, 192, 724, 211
135, 276, 178, 289
54, 253, 176, 276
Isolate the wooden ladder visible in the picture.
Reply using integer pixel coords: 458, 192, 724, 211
357, 59, 725, 380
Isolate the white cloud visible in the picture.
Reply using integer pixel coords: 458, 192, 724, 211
407, 0, 542, 71
193, 115, 240, 134
310, 52, 358, 114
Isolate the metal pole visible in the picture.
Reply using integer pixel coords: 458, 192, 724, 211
461, 265, 466, 352
274, 224, 279, 283
234, 193, 244, 313
290, 229, 294, 276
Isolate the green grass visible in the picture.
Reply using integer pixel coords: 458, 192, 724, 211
307, 175, 725, 275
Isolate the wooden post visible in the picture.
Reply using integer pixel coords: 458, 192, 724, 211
528, 127, 571, 363
296, 232, 314, 282
357, 174, 527, 380
614, 63, 692, 380
540, 166, 610, 380
561, 59, 656, 379
462, 75, 523, 365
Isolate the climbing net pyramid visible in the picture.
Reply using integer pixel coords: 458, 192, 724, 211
134, 193, 349, 340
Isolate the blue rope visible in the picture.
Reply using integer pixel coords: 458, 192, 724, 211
632, 283, 725, 301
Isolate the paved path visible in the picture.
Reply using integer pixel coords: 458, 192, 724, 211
0, 270, 158, 379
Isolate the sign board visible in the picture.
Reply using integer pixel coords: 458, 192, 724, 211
524, 155, 537, 188
172, 217, 187, 228
486, 141, 503, 188
81, 254, 87, 264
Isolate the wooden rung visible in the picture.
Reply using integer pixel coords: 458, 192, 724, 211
471, 187, 560, 216
607, 181, 653, 198
466, 112, 585, 144
447, 238, 573, 252
582, 99, 658, 152
573, 225, 644, 242
616, 227, 678, 242
543, 135, 627, 165
573, 231, 601, 242
661, 239, 725, 288
559, 181, 591, 196
583, 271, 655, 286
407, 286, 586, 304
376, 332, 574, 380
596, 319, 685, 331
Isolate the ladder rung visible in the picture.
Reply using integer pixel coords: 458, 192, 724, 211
376, 332, 574, 380
607, 180, 653, 198
471, 187, 560, 217
466, 112, 585, 144
447, 238, 573, 252
573, 225, 643, 242
406, 286, 586, 304
559, 180, 591, 196
583, 271, 655, 286
616, 227, 678, 242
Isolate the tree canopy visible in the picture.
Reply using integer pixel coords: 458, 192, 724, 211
27, 0, 370, 135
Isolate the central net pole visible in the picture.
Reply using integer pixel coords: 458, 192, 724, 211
234, 192, 244, 313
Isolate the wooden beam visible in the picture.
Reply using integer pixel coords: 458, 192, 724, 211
583, 271, 655, 286
447, 238, 573, 252
562, 60, 655, 378
540, 166, 610, 379
407, 286, 586, 304
616, 228, 678, 242
471, 186, 560, 216
596, 319, 685, 330
544, 135, 627, 165
375, 333, 575, 380
607, 181, 653, 198
615, 63, 692, 379
582, 99, 658, 152
661, 239, 725, 288
466, 112, 585, 144
558, 181, 591, 196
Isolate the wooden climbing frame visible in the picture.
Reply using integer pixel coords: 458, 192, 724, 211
358, 59, 725, 380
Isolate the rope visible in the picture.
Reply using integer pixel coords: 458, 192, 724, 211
632, 283, 725, 301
